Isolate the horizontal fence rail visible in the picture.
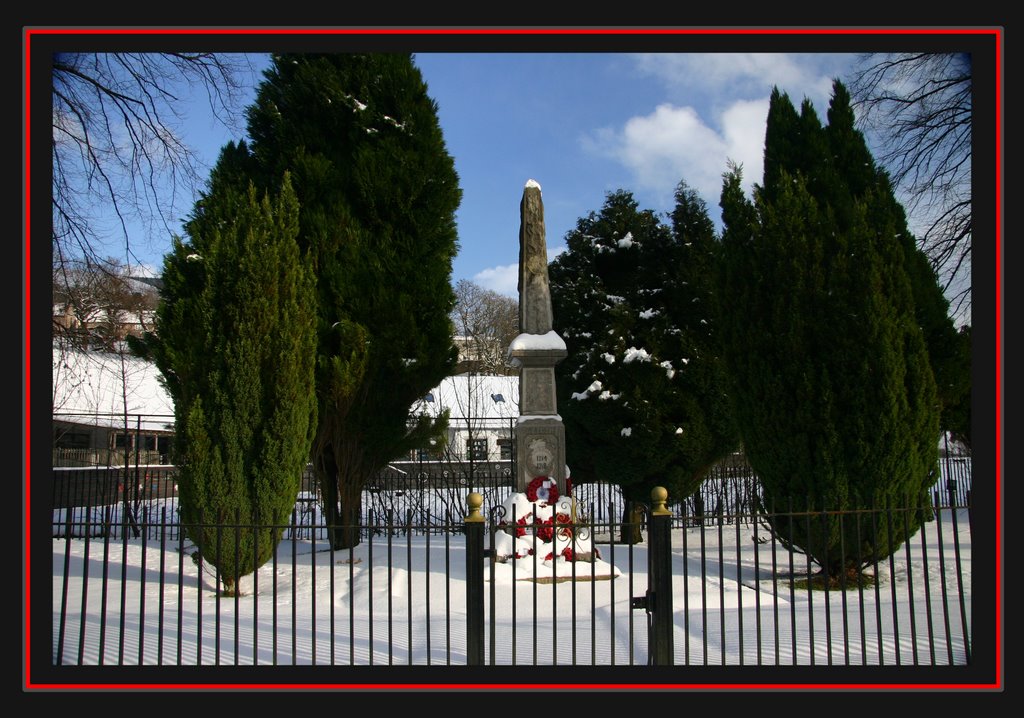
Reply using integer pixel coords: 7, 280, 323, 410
50, 452, 971, 541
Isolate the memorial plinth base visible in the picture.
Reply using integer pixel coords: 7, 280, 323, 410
491, 491, 622, 582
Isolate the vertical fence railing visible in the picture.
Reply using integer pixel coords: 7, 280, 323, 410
51, 472, 972, 668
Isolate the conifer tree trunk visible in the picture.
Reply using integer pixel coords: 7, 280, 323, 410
315, 448, 344, 551
619, 499, 645, 545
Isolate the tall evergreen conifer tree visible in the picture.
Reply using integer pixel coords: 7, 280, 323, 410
144, 171, 316, 594
667, 181, 740, 483
718, 82, 941, 581
550, 189, 737, 541
228, 54, 460, 548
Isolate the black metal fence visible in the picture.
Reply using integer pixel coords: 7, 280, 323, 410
51, 484, 972, 668
51, 445, 971, 542
564, 447, 971, 531
48, 414, 973, 670
51, 460, 514, 542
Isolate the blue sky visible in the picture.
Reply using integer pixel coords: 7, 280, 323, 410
133, 51, 861, 297
416, 52, 859, 296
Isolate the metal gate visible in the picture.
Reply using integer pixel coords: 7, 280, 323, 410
466, 491, 675, 666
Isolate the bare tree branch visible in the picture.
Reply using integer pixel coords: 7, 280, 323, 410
52, 52, 260, 275
451, 279, 519, 375
51, 51, 262, 370
53, 257, 160, 353
848, 52, 972, 325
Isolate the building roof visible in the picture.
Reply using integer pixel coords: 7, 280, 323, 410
53, 347, 521, 430
52, 345, 174, 431
416, 373, 520, 425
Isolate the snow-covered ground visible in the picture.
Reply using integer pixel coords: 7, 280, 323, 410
52, 497, 972, 669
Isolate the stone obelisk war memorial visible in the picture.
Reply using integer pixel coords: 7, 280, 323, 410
508, 179, 568, 496
495, 184, 616, 577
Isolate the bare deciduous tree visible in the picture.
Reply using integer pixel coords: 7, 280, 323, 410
451, 279, 519, 375
847, 52, 972, 324
52, 52, 260, 273
53, 257, 159, 353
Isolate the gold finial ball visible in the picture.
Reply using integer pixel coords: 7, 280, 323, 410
466, 492, 484, 522
651, 486, 669, 515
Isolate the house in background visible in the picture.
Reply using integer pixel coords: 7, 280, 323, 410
52, 343, 522, 468
409, 373, 520, 464
451, 335, 516, 376
53, 274, 161, 353
52, 345, 175, 467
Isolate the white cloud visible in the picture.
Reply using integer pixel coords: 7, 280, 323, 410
580, 53, 855, 218
473, 245, 567, 299
720, 96, 771, 190
582, 102, 745, 206
129, 261, 163, 278
473, 263, 519, 297
631, 53, 851, 110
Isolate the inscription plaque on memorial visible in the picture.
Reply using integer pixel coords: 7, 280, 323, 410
522, 368, 555, 414
525, 435, 555, 477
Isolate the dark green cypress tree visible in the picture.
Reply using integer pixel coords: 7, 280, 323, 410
666, 181, 740, 487
145, 171, 316, 595
824, 81, 969, 434
236, 53, 461, 548
718, 83, 941, 583
551, 189, 737, 540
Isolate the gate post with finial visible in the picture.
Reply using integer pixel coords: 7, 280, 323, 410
649, 486, 675, 665
465, 491, 485, 665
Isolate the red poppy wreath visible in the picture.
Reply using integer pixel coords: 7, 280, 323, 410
525, 476, 559, 505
